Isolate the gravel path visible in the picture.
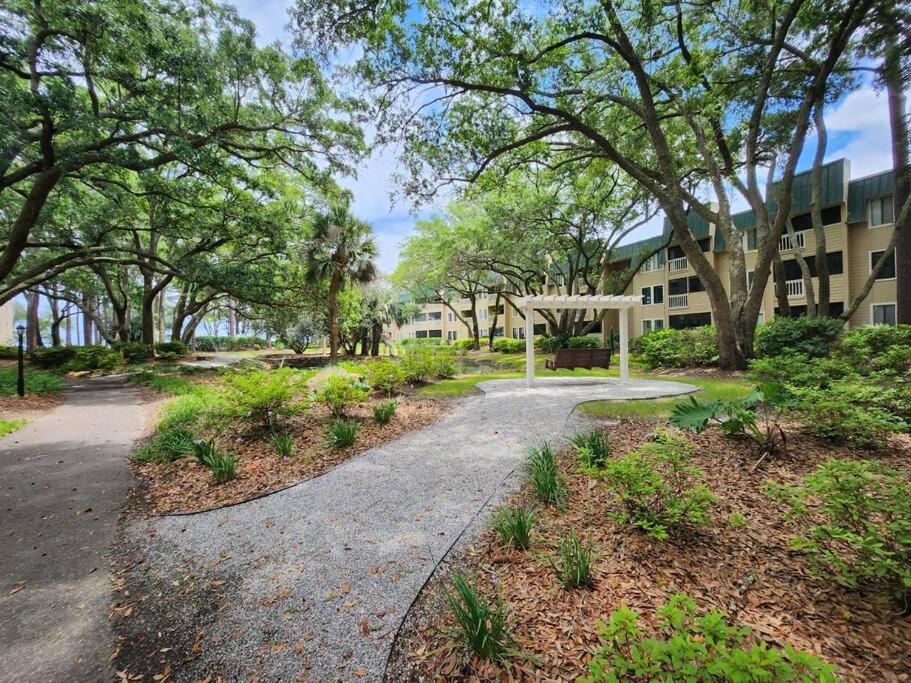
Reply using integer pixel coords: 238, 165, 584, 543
0, 376, 149, 683
118, 377, 695, 681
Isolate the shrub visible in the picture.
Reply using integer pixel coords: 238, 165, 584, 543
790, 382, 906, 447
584, 595, 837, 682
444, 573, 515, 662
0, 368, 66, 396
327, 418, 358, 448
362, 359, 406, 396
134, 427, 197, 463
195, 335, 267, 351
225, 367, 304, 428
154, 341, 189, 358
747, 353, 849, 390
192, 440, 236, 483
451, 338, 477, 351
601, 429, 714, 539
491, 337, 525, 353
308, 368, 369, 417
372, 399, 397, 425
570, 430, 610, 470
836, 324, 911, 376
30, 345, 123, 371
118, 342, 154, 364
29, 346, 77, 368
399, 337, 445, 347
527, 443, 566, 509
0, 345, 18, 359
491, 505, 535, 550
271, 431, 294, 459
567, 335, 600, 349
400, 347, 456, 382
550, 531, 595, 589
754, 315, 843, 359
765, 458, 911, 600
632, 326, 718, 368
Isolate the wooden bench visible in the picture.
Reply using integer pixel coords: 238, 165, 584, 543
545, 347, 613, 371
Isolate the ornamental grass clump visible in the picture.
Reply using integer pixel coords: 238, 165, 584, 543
584, 595, 837, 682
192, 439, 236, 483
372, 399, 398, 425
527, 443, 566, 510
444, 572, 516, 662
134, 426, 197, 463
550, 530, 595, 589
765, 458, 911, 602
271, 430, 294, 459
327, 418, 358, 448
601, 429, 714, 540
491, 505, 535, 550
570, 429, 610, 470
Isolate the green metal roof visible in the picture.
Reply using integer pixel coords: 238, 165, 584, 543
767, 159, 846, 216
847, 170, 893, 222
607, 234, 666, 265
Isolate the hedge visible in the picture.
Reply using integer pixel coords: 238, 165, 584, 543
632, 326, 718, 368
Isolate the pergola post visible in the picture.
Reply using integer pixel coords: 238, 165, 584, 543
619, 306, 629, 380
525, 302, 535, 388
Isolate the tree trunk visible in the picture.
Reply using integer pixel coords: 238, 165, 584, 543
885, 33, 911, 323
157, 288, 166, 344
0, 167, 62, 283
772, 255, 791, 316
82, 294, 93, 346
26, 289, 40, 353
141, 271, 155, 345
228, 304, 236, 338
785, 217, 816, 316
328, 275, 340, 363
48, 292, 62, 346
810, 101, 830, 317
370, 323, 382, 356
65, 312, 71, 346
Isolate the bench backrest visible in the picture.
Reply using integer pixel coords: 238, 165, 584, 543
552, 347, 612, 369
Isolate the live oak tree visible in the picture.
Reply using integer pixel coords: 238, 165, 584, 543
0, 0, 363, 287
292, 0, 875, 369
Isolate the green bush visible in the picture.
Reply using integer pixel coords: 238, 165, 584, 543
836, 324, 911, 376
491, 505, 535, 550
790, 383, 906, 447
755, 316, 843, 359
308, 369, 369, 417
372, 399, 397, 425
399, 337, 444, 347
444, 573, 515, 662
362, 359, 406, 396
550, 531, 595, 589
0, 345, 18, 359
155, 341, 189, 358
584, 594, 837, 682
491, 337, 525, 353
134, 427, 197, 463
602, 429, 714, 539
632, 326, 718, 368
31, 345, 122, 371
747, 353, 849, 390
117, 342, 153, 364
527, 443, 566, 509
29, 346, 77, 368
451, 338, 477, 351
568, 335, 600, 349
0, 368, 66, 396
194, 335, 267, 351
570, 430, 610, 470
225, 367, 304, 428
327, 418, 358, 448
765, 459, 910, 601
400, 347, 456, 382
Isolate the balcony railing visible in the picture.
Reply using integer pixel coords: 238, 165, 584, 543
668, 256, 688, 272
779, 231, 806, 252
668, 293, 689, 309
786, 279, 804, 298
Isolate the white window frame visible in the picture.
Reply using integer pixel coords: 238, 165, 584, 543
641, 254, 659, 273
869, 195, 894, 228
869, 249, 896, 281
512, 326, 525, 339
447, 330, 458, 341
642, 318, 664, 334
642, 319, 652, 334
479, 328, 488, 338
640, 284, 663, 306
478, 308, 488, 321
447, 311, 455, 322
870, 302, 896, 326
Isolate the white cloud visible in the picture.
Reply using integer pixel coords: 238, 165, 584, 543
819, 85, 895, 179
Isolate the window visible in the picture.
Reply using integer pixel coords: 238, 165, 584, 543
512, 326, 525, 339
447, 330, 458, 341
447, 311, 455, 322
428, 329, 442, 338
872, 303, 896, 326
791, 206, 841, 230
747, 270, 755, 289
642, 319, 653, 334
780, 251, 844, 280
668, 277, 687, 296
642, 319, 665, 334
493, 327, 504, 337
641, 254, 659, 272
413, 313, 427, 323
428, 311, 441, 321
641, 285, 664, 305
687, 276, 705, 293
870, 196, 894, 227
478, 309, 488, 321
871, 249, 896, 280
757, 312, 765, 325
479, 328, 488, 338
641, 287, 652, 305
415, 330, 427, 338
669, 312, 712, 329
744, 229, 757, 251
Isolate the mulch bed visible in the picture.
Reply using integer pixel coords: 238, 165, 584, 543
389, 422, 911, 681
130, 395, 448, 515
0, 391, 64, 420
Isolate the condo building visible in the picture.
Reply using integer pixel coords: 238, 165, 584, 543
389, 159, 898, 343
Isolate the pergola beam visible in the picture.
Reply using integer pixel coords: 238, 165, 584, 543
517, 294, 639, 387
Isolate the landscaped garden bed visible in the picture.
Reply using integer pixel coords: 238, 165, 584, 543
389, 421, 911, 681
128, 350, 456, 514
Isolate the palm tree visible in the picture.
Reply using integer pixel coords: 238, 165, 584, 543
305, 204, 378, 363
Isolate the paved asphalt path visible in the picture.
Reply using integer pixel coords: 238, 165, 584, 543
0, 376, 148, 683
121, 376, 695, 682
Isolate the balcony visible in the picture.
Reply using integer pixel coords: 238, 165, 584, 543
786, 279, 804, 298
668, 293, 689, 309
779, 231, 805, 252
668, 256, 688, 272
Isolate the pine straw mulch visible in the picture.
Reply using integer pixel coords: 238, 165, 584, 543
389, 422, 911, 682
0, 391, 64, 420
130, 395, 448, 515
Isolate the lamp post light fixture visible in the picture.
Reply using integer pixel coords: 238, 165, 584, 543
15, 324, 25, 398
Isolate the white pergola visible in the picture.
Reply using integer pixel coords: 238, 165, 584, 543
515, 294, 640, 387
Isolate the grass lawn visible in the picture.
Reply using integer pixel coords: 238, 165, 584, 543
0, 367, 66, 396
0, 418, 27, 437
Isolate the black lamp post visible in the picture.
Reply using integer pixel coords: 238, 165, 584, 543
16, 324, 25, 398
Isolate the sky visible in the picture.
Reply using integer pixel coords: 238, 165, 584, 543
231, 0, 898, 270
